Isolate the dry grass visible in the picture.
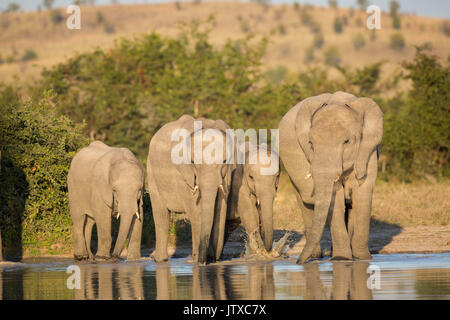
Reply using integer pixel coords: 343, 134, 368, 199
273, 172, 450, 231
0, 2, 449, 84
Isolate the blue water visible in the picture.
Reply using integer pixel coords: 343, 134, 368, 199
1, 253, 449, 299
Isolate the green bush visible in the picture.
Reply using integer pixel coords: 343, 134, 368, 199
266, 65, 288, 85
324, 47, 341, 66
304, 47, 315, 64
0, 90, 88, 257
38, 21, 283, 160
21, 49, 38, 62
442, 21, 450, 37
50, 9, 64, 25
382, 47, 450, 180
392, 15, 401, 30
333, 16, 344, 34
313, 33, 324, 49
390, 33, 406, 51
353, 33, 366, 50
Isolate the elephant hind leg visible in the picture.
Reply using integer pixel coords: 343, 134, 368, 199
150, 189, 170, 263
72, 212, 89, 260
84, 217, 95, 260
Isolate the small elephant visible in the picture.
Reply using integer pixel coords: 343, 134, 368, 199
225, 142, 280, 254
279, 92, 383, 264
148, 115, 234, 264
68, 141, 145, 261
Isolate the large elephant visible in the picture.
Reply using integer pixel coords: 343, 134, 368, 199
147, 115, 234, 264
225, 142, 279, 254
68, 141, 145, 261
279, 92, 383, 264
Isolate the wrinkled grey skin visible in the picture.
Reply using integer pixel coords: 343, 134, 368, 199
68, 141, 145, 261
225, 142, 280, 253
148, 115, 233, 264
279, 92, 383, 264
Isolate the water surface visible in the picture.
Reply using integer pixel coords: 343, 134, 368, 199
0, 253, 449, 300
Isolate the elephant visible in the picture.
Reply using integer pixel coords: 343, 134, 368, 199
279, 91, 383, 264
225, 142, 280, 254
67, 141, 145, 261
303, 261, 373, 300
147, 115, 234, 264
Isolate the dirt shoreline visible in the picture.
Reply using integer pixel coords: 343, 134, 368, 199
4, 225, 448, 262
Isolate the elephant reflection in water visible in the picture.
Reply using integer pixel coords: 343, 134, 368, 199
156, 263, 275, 300
304, 262, 373, 300
75, 263, 144, 300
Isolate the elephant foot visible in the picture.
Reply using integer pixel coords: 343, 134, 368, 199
331, 248, 352, 261
311, 247, 323, 259
94, 255, 111, 261
74, 254, 90, 261
126, 253, 141, 261
352, 250, 372, 261
150, 250, 168, 263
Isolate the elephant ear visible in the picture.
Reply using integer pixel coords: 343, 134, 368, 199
294, 93, 333, 163
346, 98, 383, 182
172, 115, 197, 190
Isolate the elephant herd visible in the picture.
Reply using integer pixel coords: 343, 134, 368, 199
62, 91, 383, 266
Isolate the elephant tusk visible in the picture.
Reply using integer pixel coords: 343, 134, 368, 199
334, 175, 341, 183
219, 184, 225, 194
116, 213, 120, 219
135, 211, 140, 220
192, 185, 199, 195
256, 199, 260, 207
305, 173, 312, 180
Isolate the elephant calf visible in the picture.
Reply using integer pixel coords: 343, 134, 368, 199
68, 141, 145, 261
225, 142, 280, 254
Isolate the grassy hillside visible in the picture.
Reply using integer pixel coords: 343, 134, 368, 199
0, 2, 449, 84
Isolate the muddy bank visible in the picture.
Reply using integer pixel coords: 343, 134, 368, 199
160, 225, 450, 260
7, 225, 450, 261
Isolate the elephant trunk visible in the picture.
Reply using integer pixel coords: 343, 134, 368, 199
112, 205, 136, 258
197, 185, 219, 265
297, 173, 335, 264
259, 196, 274, 252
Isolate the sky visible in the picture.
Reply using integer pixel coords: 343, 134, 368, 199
1, 0, 450, 19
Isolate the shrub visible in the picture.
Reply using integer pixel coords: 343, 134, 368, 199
313, 33, 324, 49
278, 23, 287, 35
442, 21, 450, 37
324, 47, 341, 66
266, 66, 288, 85
304, 47, 315, 64
104, 22, 115, 34
382, 48, 450, 180
21, 49, 37, 62
390, 33, 406, 51
328, 0, 338, 9
392, 15, 401, 30
96, 11, 104, 24
333, 16, 344, 34
0, 90, 88, 257
50, 9, 64, 25
353, 33, 366, 50
38, 21, 280, 160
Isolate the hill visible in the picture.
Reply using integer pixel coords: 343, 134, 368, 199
0, 2, 449, 84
